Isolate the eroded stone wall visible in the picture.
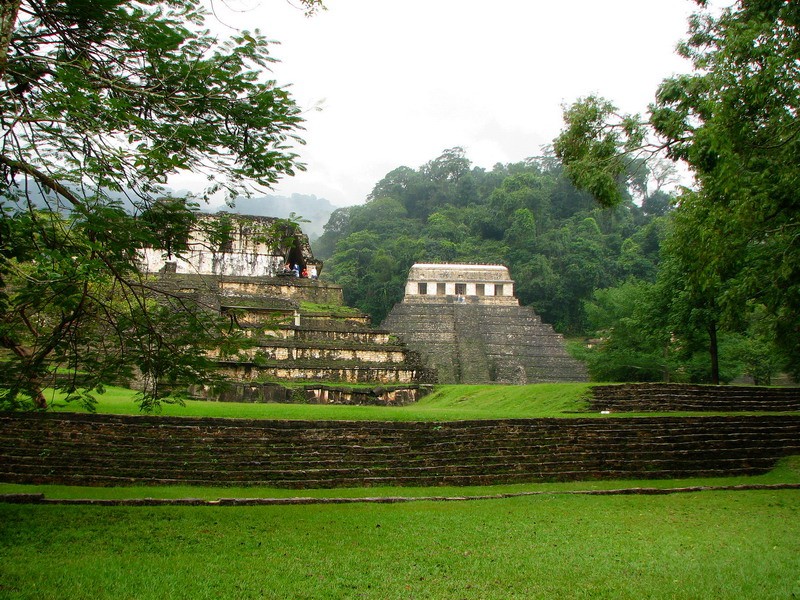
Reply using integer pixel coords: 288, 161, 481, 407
383, 302, 587, 384
3, 413, 798, 488
589, 383, 800, 412
215, 362, 424, 384
141, 213, 319, 277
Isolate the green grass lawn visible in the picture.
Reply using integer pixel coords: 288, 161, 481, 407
42, 382, 800, 421
1, 489, 798, 599
6, 384, 799, 597
43, 383, 595, 421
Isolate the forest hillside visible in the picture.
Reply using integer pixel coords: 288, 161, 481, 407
314, 147, 667, 336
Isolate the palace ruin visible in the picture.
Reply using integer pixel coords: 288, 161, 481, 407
141, 213, 431, 405
140, 213, 320, 278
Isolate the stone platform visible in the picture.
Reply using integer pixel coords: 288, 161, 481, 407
138, 216, 433, 402
1, 412, 797, 488
383, 300, 587, 384
152, 273, 432, 403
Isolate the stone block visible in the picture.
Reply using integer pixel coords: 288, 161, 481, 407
382, 301, 587, 384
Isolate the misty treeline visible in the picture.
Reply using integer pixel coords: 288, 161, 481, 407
313, 146, 783, 385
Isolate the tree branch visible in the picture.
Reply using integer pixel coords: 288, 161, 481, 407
0, 154, 86, 211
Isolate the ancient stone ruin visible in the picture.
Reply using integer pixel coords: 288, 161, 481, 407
140, 213, 432, 405
4, 411, 798, 487
139, 221, 584, 395
382, 263, 588, 384
140, 212, 320, 278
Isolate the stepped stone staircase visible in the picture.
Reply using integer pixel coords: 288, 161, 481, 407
382, 302, 587, 384
589, 383, 800, 413
1, 412, 798, 488
133, 214, 435, 404
153, 274, 433, 405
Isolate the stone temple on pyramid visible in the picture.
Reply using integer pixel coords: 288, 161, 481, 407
381, 263, 588, 384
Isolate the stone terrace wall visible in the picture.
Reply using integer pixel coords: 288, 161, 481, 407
214, 362, 424, 384
1, 413, 798, 488
589, 383, 800, 413
196, 383, 430, 406
157, 274, 344, 308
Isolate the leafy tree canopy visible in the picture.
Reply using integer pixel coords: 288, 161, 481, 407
0, 0, 317, 409
555, 0, 800, 380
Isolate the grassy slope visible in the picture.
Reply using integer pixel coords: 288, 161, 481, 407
43, 383, 595, 421
41, 382, 800, 421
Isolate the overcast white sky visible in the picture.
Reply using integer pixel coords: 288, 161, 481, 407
192, 0, 726, 207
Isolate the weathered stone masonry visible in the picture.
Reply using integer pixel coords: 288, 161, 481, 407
383, 263, 588, 384
138, 215, 432, 404
140, 212, 320, 278
1, 412, 797, 488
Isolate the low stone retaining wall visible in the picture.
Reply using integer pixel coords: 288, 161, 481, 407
1, 413, 798, 488
589, 383, 800, 412
215, 362, 423, 384
189, 383, 431, 406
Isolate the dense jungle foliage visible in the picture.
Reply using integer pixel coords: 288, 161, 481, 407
314, 148, 668, 343
554, 0, 799, 385
315, 143, 787, 385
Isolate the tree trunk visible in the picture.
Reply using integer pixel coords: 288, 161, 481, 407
0, 0, 21, 77
0, 335, 49, 409
29, 384, 47, 409
709, 321, 720, 385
